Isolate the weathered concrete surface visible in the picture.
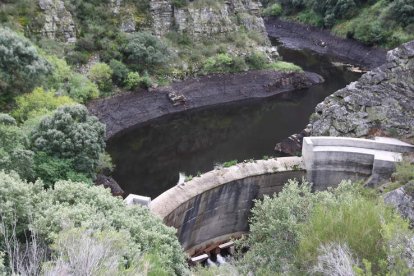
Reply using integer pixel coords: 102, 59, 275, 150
303, 137, 414, 189
265, 17, 386, 70
88, 70, 323, 140
149, 157, 305, 254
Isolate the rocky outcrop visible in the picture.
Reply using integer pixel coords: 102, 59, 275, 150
38, 0, 76, 43
384, 182, 414, 226
150, 0, 266, 38
95, 174, 124, 197
310, 40, 414, 140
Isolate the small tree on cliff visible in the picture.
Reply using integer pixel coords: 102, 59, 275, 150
30, 104, 106, 178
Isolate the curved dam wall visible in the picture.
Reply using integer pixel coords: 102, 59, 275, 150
149, 157, 305, 255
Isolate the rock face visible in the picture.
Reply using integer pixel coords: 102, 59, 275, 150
310, 40, 414, 139
384, 182, 414, 226
150, 0, 266, 39
38, 0, 77, 43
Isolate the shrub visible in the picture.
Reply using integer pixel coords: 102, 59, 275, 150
12, 87, 75, 122
0, 121, 35, 180
353, 21, 386, 45
203, 53, 247, 74
109, 59, 129, 86
245, 52, 269, 70
88, 62, 113, 95
263, 3, 283, 17
0, 27, 51, 104
30, 104, 106, 178
311, 243, 357, 275
66, 73, 100, 103
125, 71, 152, 90
298, 191, 408, 273
267, 61, 303, 72
389, 0, 414, 27
122, 32, 170, 73
33, 152, 91, 188
238, 179, 317, 274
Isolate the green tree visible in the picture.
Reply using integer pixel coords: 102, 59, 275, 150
12, 87, 75, 122
122, 32, 170, 73
88, 62, 113, 95
30, 104, 106, 178
0, 115, 35, 180
0, 27, 51, 105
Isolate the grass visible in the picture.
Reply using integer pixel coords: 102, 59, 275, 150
267, 61, 303, 72
222, 159, 238, 168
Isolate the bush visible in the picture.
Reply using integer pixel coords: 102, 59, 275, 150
12, 87, 75, 122
125, 72, 152, 90
30, 104, 106, 178
88, 62, 113, 95
0, 120, 35, 180
203, 53, 248, 74
245, 52, 269, 70
267, 61, 303, 72
238, 179, 318, 274
33, 152, 91, 188
0, 172, 188, 275
0, 27, 51, 105
122, 32, 170, 73
353, 21, 386, 45
263, 3, 283, 16
66, 73, 100, 103
389, 0, 414, 27
109, 59, 129, 86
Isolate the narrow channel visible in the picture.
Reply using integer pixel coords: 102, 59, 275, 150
107, 41, 362, 198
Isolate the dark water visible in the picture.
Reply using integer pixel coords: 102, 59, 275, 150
107, 43, 361, 198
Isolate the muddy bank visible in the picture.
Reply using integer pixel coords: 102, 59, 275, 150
88, 70, 323, 140
265, 17, 387, 70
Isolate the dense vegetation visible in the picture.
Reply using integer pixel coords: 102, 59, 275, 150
262, 0, 414, 47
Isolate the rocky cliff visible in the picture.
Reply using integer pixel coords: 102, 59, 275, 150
310, 40, 414, 140
151, 0, 266, 38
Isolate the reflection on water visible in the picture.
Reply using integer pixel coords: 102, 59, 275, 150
107, 45, 361, 198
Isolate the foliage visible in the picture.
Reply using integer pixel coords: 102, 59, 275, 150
267, 61, 303, 72
311, 243, 357, 276
12, 87, 75, 122
245, 52, 269, 70
66, 73, 100, 103
239, 179, 411, 274
33, 152, 92, 188
389, 0, 414, 27
0, 27, 51, 105
238, 179, 318, 274
222, 160, 238, 167
392, 161, 414, 184
125, 72, 152, 90
263, 3, 283, 17
30, 104, 106, 178
172, 0, 188, 8
0, 172, 188, 275
109, 59, 129, 86
202, 53, 247, 74
122, 32, 170, 73
0, 120, 35, 180
88, 62, 113, 95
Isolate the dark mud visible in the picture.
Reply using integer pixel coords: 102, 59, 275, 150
88, 70, 323, 140
265, 17, 387, 70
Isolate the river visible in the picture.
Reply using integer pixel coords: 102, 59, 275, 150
107, 41, 361, 198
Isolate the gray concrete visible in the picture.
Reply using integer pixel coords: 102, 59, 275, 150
149, 157, 305, 255
303, 136, 414, 189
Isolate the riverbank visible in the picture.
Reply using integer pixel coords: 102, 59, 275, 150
89, 70, 323, 140
265, 17, 387, 70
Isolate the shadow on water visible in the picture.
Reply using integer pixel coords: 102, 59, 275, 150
107, 43, 362, 198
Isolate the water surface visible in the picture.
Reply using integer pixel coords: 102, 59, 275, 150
107, 45, 361, 198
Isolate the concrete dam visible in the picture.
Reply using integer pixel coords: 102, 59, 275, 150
126, 137, 414, 256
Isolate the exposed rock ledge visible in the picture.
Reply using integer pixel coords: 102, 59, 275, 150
276, 40, 414, 155
265, 17, 387, 70
88, 70, 323, 140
